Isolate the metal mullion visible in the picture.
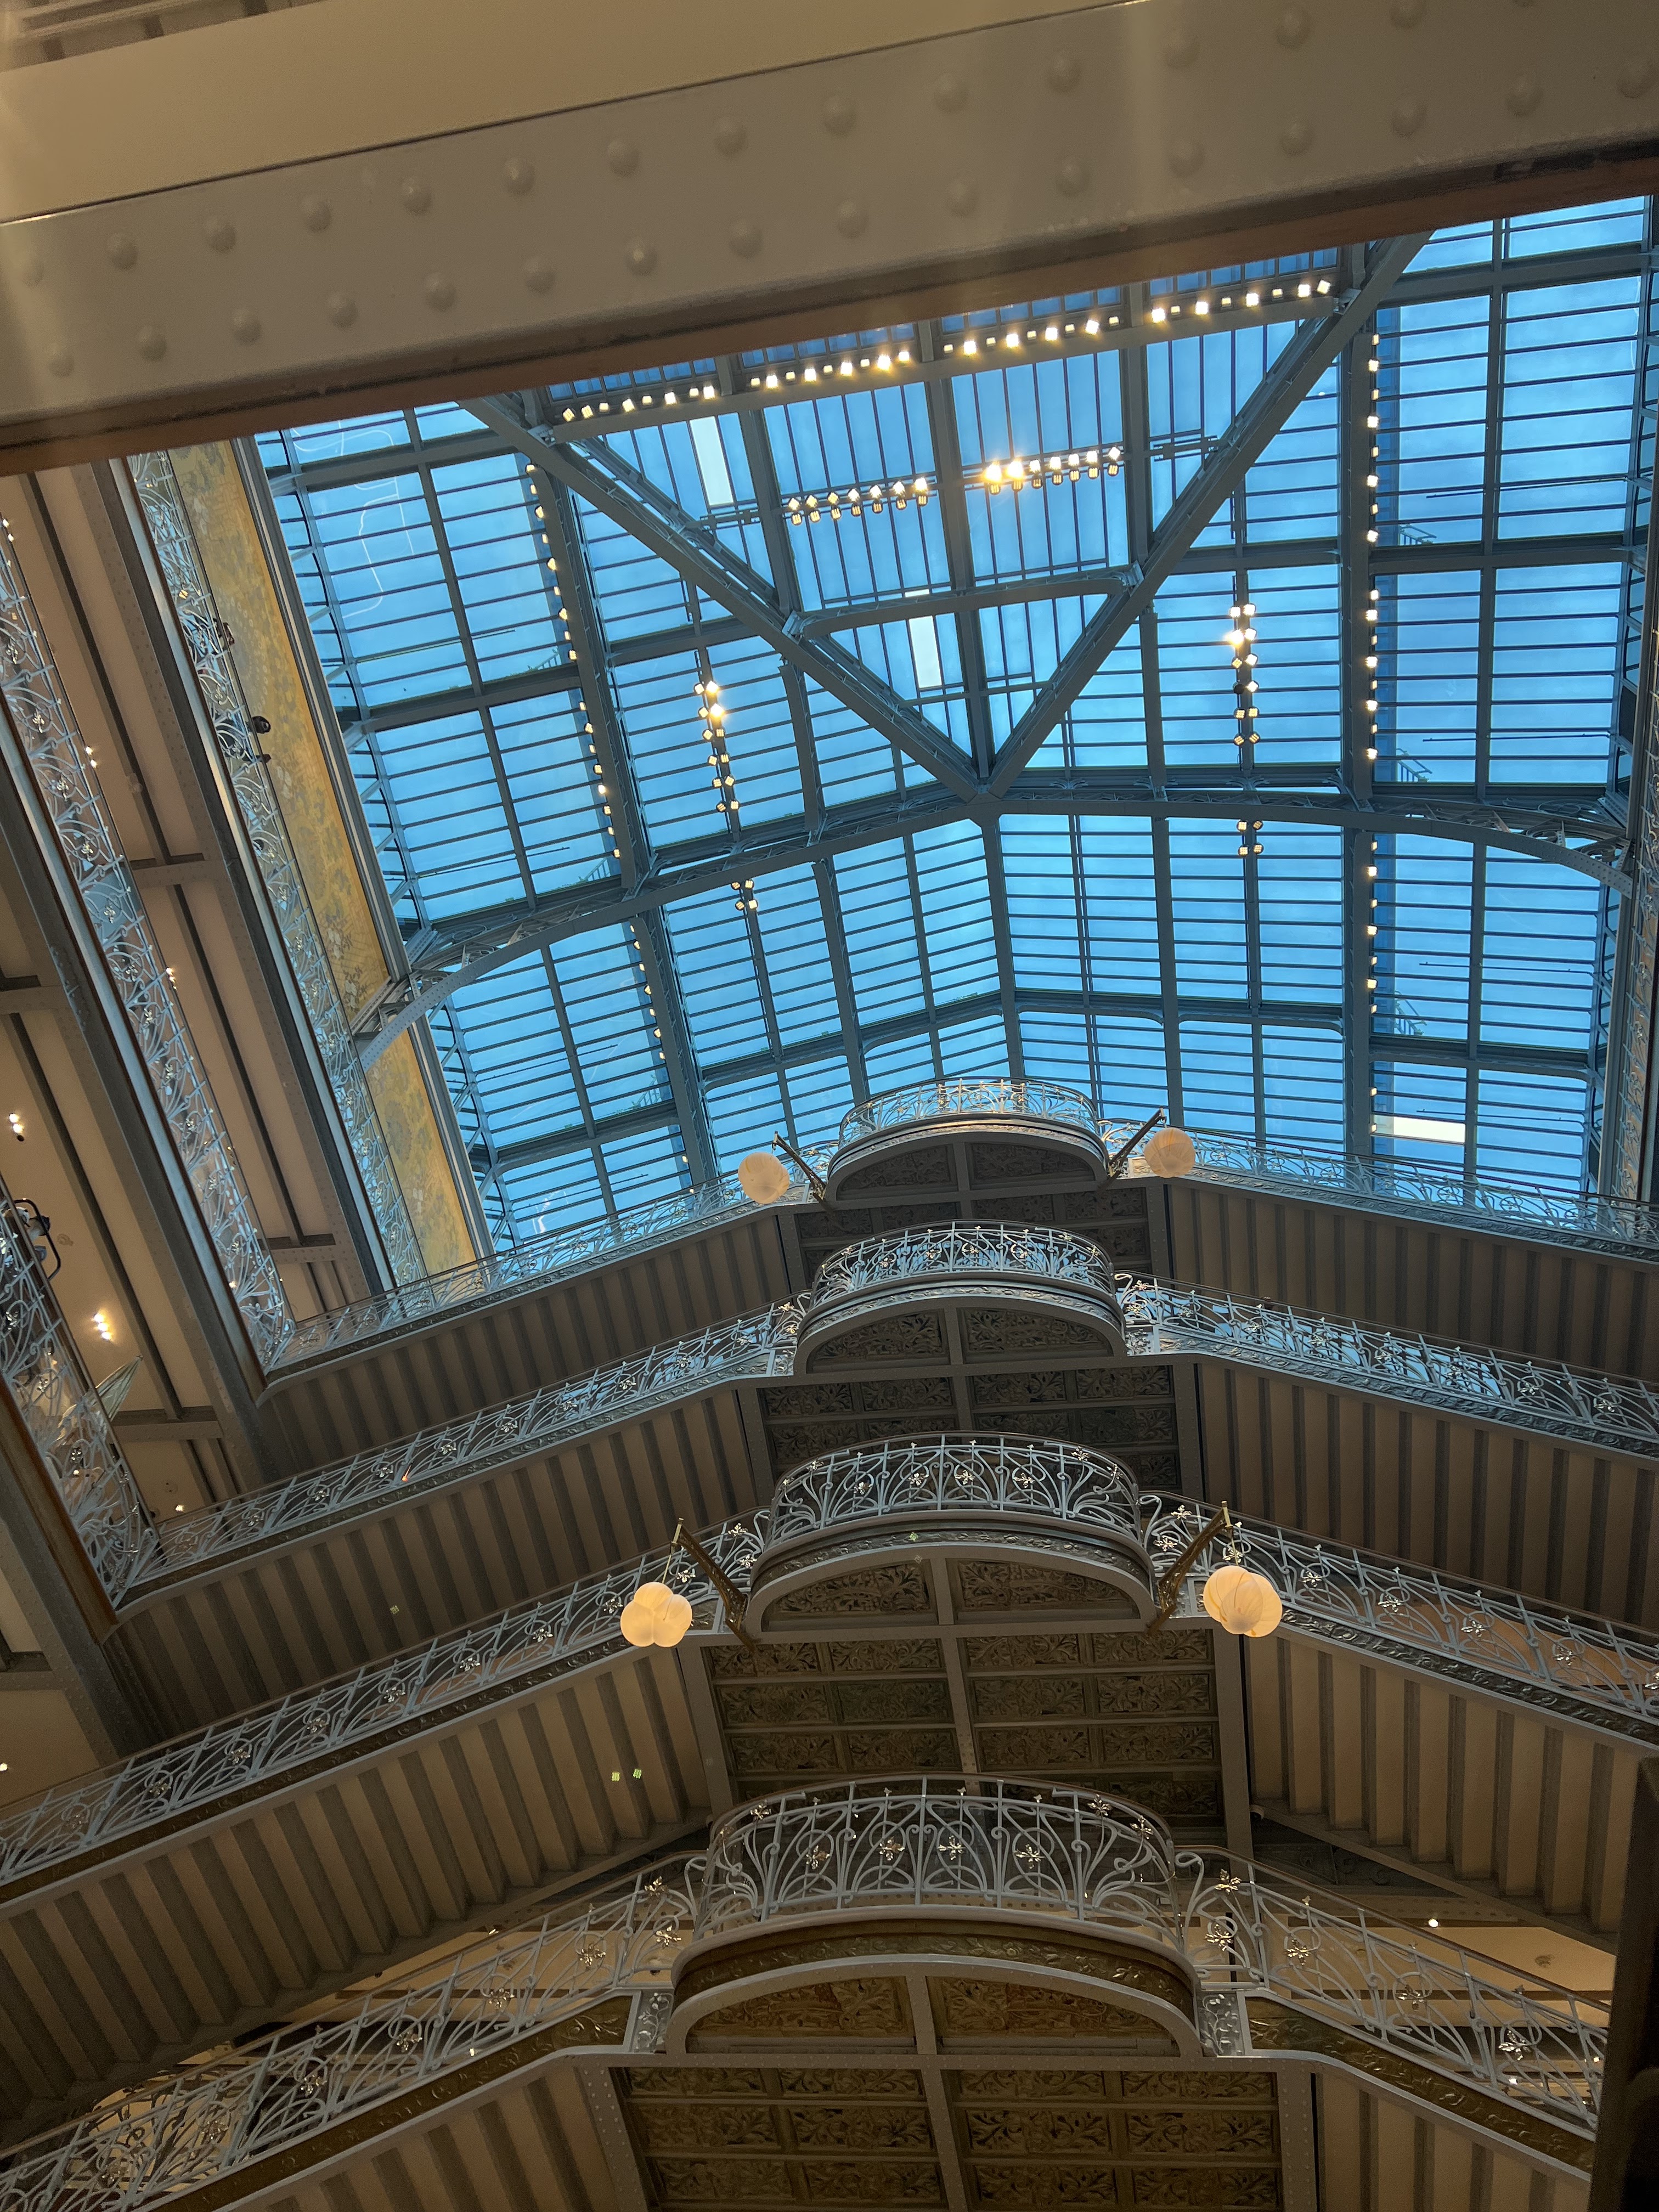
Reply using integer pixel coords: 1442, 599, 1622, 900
735, 899, 801, 1141
923, 312, 1023, 1070
408, 444, 539, 907
731, 399, 828, 827
898, 835, 946, 1082
633, 910, 715, 1183
536, 473, 647, 890
1474, 281, 1508, 804
285, 470, 375, 732
535, 947, 619, 1218
920, 332, 997, 779
1464, 854, 1489, 1190
339, 663, 583, 741
812, 858, 869, 1101
1151, 817, 1184, 1124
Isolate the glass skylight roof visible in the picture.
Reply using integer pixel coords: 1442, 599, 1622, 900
254, 198, 1656, 1244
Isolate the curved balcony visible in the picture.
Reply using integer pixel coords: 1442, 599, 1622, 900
826, 1077, 1121, 1207
794, 1223, 1127, 1372
685, 1777, 1603, 2136
682, 1775, 1201, 2053
0, 1782, 1600, 2212
753, 1434, 1157, 1626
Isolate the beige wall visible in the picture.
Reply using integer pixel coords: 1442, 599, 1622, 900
171, 444, 479, 1278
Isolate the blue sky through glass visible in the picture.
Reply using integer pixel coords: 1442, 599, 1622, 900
252, 204, 1653, 1240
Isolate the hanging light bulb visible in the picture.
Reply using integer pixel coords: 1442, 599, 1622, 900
738, 1152, 792, 1204
1141, 1127, 1198, 1177
619, 1581, 694, 1649
1201, 1563, 1284, 1639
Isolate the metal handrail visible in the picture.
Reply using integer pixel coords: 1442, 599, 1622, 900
0, 524, 290, 1366
267, 1103, 1659, 1375
1183, 1855, 1602, 2128
699, 1779, 1601, 2136
5, 1442, 1658, 1903
166, 1271, 1659, 1585
0, 1525, 759, 1889
1119, 1275, 1659, 1458
0, 1178, 158, 1601
700, 1775, 1184, 1945
1186, 1132, 1659, 1259
1141, 1492, 1659, 1737
767, 1434, 1144, 1550
0, 1864, 691, 2212
145, 1306, 799, 1581
808, 1223, 1119, 1304
837, 1078, 1107, 1143
273, 1154, 827, 1368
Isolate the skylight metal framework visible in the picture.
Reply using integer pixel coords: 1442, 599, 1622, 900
256, 201, 1658, 1239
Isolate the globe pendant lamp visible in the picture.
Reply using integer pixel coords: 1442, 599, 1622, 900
1142, 1126, 1198, 1178
738, 1151, 792, 1204
619, 1579, 694, 1648
1201, 1561, 1284, 1638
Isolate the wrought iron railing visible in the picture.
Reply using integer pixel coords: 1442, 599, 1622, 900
699, 1779, 1600, 2135
265, 1090, 1659, 1375
128, 453, 426, 1289
0, 1863, 690, 2212
809, 1223, 1120, 1304
0, 1189, 158, 1602
1119, 1276, 1659, 1459
0, 526, 291, 1366
1183, 1857, 1602, 2128
838, 1078, 1107, 1144
143, 1307, 799, 1581
1185, 1133, 1659, 1259
3, 1439, 1654, 1902
766, 1434, 1144, 1550
699, 1774, 1183, 1944
273, 1153, 828, 1368
0, 1525, 758, 1889
1140, 1492, 1659, 1740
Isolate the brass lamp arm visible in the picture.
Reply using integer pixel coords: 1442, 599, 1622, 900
670, 1521, 759, 1652
1148, 1504, 1233, 1632
771, 1132, 828, 1203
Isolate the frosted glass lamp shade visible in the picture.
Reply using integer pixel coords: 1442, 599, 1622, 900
1142, 1127, 1198, 1178
619, 1580, 695, 1648
1201, 1562, 1283, 1638
738, 1152, 792, 1204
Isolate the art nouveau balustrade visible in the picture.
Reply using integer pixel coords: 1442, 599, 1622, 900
0, 1864, 695, 2212
0, 1434, 1645, 2140
269, 1079, 1659, 1382
22, 1188, 1657, 1696
0, 1782, 1602, 2212
793, 1222, 1129, 1369
0, 1187, 159, 1604
699, 1780, 1604, 2137
178, 1269, 1659, 1594
0, 532, 291, 1369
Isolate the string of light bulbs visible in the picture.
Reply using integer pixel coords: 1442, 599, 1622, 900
979, 448, 1122, 490
1359, 338, 1383, 764
786, 479, 930, 523
546, 276, 1339, 422
1226, 599, 1261, 753
526, 464, 623, 871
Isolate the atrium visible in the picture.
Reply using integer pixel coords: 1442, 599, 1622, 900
0, 5, 1654, 2210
